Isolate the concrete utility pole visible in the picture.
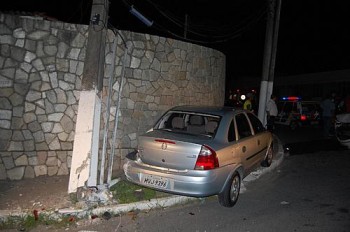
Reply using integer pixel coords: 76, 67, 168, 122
268, 0, 282, 92
82, 0, 109, 91
68, 0, 109, 193
258, 0, 282, 125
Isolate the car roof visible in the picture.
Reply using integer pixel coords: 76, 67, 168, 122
169, 105, 244, 116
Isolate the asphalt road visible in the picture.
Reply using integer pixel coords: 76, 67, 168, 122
106, 152, 349, 232
64, 149, 349, 232
274, 124, 348, 155
33, 126, 350, 232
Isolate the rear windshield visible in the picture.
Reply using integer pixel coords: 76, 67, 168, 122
154, 111, 221, 138
301, 103, 319, 113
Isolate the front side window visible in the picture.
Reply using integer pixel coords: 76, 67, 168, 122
235, 113, 252, 139
247, 113, 265, 134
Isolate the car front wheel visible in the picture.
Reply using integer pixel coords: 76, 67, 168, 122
261, 143, 273, 167
218, 172, 241, 207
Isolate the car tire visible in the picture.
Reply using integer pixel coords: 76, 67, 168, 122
261, 143, 273, 167
218, 172, 241, 208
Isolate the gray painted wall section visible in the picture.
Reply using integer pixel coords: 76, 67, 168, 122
0, 13, 226, 180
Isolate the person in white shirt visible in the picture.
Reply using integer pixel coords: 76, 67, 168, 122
266, 94, 278, 131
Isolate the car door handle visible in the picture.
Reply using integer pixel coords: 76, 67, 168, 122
242, 146, 246, 153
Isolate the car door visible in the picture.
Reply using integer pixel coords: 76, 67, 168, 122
247, 112, 270, 161
233, 113, 258, 174
276, 101, 291, 125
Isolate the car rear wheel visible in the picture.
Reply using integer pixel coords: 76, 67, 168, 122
218, 172, 240, 207
261, 143, 273, 167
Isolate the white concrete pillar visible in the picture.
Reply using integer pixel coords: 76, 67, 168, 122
68, 90, 101, 193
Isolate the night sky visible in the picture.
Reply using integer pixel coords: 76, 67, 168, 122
2, 0, 350, 81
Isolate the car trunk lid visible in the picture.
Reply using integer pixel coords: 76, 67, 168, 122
137, 130, 207, 170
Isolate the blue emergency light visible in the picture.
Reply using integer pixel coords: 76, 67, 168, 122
281, 96, 301, 101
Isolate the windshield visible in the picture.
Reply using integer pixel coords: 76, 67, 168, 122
154, 111, 221, 138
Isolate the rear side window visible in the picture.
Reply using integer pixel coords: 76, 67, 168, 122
228, 119, 236, 142
277, 102, 285, 112
235, 113, 252, 139
247, 113, 265, 134
284, 102, 293, 113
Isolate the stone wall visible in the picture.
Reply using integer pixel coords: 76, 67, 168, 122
0, 13, 226, 180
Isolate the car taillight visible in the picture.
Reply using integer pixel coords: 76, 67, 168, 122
300, 115, 307, 121
194, 145, 219, 170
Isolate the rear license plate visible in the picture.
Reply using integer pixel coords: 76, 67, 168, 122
142, 174, 168, 189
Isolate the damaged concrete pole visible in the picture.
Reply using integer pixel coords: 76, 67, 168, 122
68, 92, 101, 193
68, 0, 109, 193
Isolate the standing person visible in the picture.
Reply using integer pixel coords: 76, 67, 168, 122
320, 94, 336, 138
266, 94, 278, 132
243, 93, 254, 113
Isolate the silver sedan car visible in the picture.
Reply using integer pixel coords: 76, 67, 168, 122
123, 106, 274, 207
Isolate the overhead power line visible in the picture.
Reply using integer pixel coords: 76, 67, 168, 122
121, 0, 267, 45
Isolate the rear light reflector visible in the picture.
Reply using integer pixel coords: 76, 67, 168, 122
300, 115, 307, 121
154, 139, 175, 144
195, 145, 219, 170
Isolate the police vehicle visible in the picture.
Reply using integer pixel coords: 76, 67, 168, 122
275, 96, 321, 130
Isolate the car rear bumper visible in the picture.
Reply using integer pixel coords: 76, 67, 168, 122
123, 160, 233, 197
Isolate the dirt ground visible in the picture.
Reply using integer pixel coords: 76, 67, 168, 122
0, 175, 72, 212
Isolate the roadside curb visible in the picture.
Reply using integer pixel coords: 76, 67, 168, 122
0, 135, 285, 223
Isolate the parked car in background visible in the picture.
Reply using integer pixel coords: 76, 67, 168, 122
335, 113, 350, 149
275, 96, 321, 130
123, 106, 274, 207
